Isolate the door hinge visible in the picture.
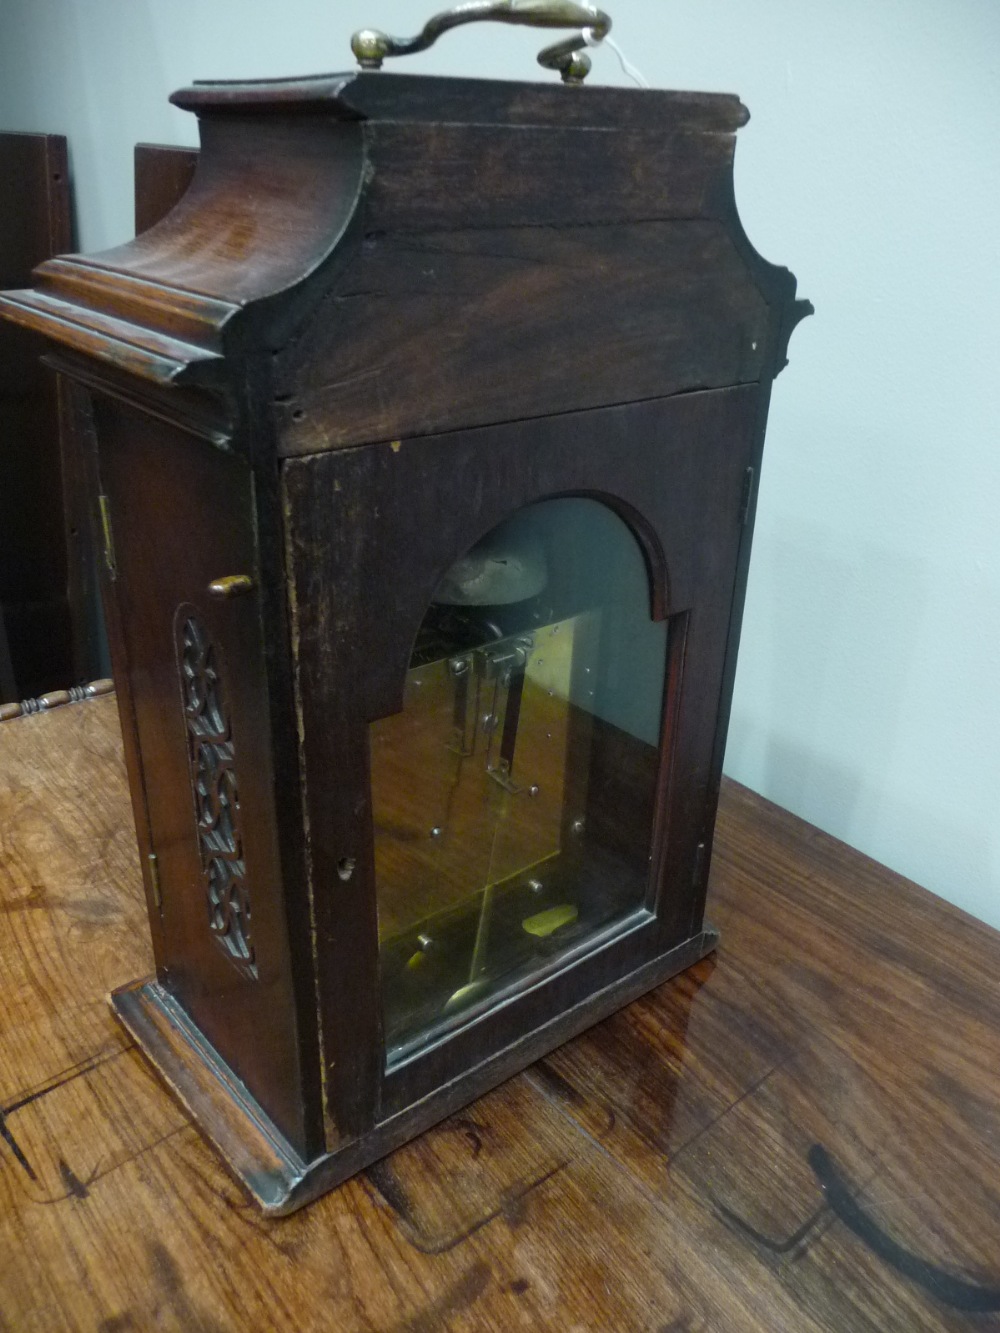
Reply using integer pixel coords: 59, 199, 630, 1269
739, 467, 756, 526
147, 852, 162, 911
98, 493, 117, 580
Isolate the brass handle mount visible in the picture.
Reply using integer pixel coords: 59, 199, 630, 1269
351, 1, 612, 86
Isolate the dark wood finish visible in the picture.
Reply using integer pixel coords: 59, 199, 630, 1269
0, 604, 14, 700
93, 402, 321, 1158
0, 131, 96, 698
284, 387, 757, 1124
5, 696, 1000, 1328
269, 87, 778, 453
277, 217, 770, 453
170, 70, 749, 131
0, 71, 810, 1212
57, 379, 105, 683
133, 143, 198, 235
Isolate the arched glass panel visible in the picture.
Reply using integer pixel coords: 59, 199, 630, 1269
370, 498, 668, 1059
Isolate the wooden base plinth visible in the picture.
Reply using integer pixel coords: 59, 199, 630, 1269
110, 926, 718, 1215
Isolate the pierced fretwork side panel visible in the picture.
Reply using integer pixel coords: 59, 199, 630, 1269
176, 610, 256, 977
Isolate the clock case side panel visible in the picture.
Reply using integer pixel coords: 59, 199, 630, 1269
94, 401, 323, 1161
59, 139, 334, 1164
283, 385, 760, 1135
1, 107, 372, 1166
688, 167, 813, 935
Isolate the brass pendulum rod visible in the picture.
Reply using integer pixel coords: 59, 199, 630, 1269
444, 640, 532, 1011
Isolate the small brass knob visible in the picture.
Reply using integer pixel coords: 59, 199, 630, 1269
560, 50, 592, 84
351, 28, 390, 68
208, 574, 255, 599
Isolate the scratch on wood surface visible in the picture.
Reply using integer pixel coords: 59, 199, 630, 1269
711, 1195, 829, 1260
0, 1111, 37, 1180
668, 1059, 788, 1163
2, 1046, 129, 1116
365, 1157, 567, 1256
388, 1260, 490, 1333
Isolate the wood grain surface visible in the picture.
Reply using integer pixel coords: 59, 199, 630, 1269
3, 694, 1000, 1331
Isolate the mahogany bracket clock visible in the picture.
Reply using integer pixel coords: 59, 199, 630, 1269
0, 3, 811, 1213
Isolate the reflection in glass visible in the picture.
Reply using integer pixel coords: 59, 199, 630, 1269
370, 498, 668, 1059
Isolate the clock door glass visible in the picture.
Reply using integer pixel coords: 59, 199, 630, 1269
370, 498, 668, 1061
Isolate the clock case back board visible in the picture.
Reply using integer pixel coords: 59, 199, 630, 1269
0, 70, 810, 1213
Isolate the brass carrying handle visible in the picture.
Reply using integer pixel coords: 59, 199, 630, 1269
351, 1, 612, 86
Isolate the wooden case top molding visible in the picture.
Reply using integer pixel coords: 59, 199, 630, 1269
168, 71, 750, 128
0, 71, 810, 454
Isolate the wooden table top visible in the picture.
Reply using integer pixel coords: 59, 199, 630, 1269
2, 693, 999, 1331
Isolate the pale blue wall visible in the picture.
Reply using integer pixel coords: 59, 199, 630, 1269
2, 1, 998, 926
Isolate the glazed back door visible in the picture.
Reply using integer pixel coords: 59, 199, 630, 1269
284, 386, 759, 1122
95, 401, 313, 1156
371, 497, 669, 1060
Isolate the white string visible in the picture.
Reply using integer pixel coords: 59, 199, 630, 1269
582, 22, 651, 90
